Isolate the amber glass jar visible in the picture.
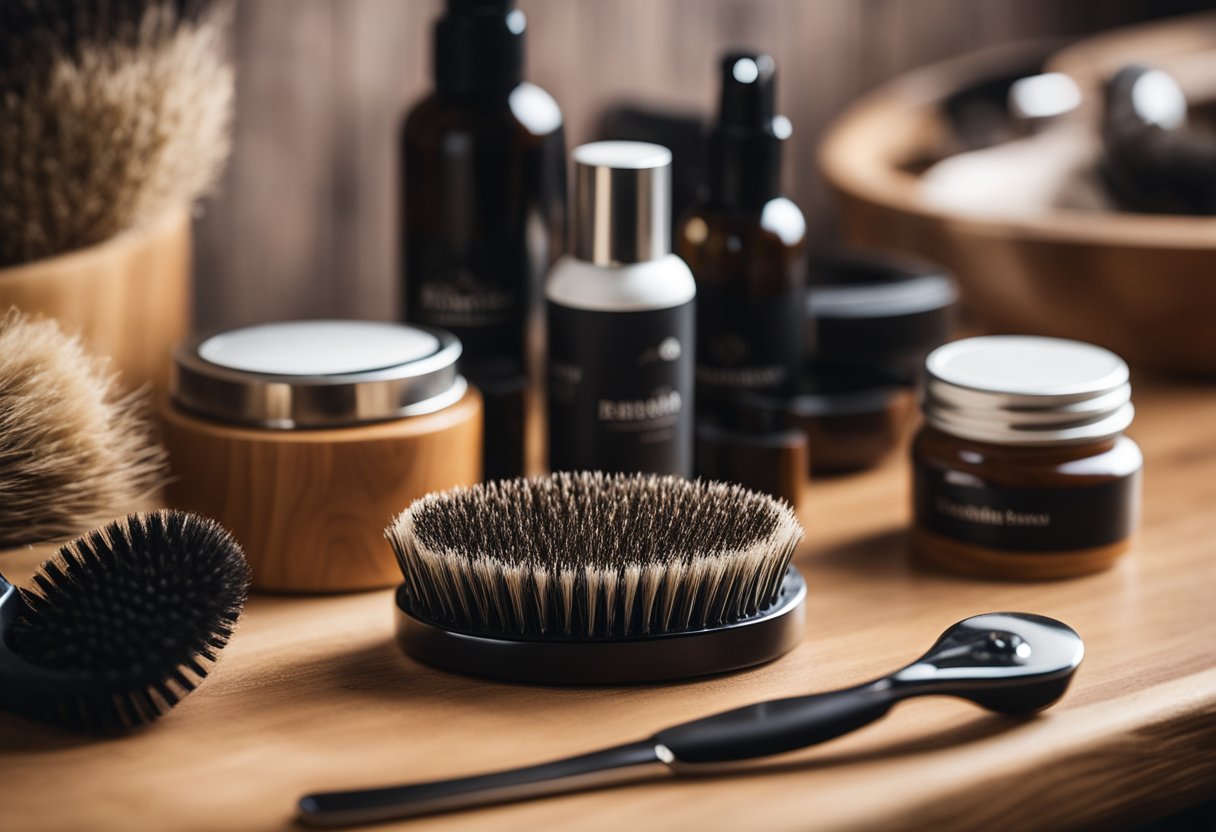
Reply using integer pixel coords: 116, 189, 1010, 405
912, 336, 1142, 580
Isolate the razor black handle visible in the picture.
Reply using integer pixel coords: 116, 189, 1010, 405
655, 680, 897, 764
296, 683, 903, 826
297, 741, 665, 827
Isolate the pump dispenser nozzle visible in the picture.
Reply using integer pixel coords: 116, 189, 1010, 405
435, 0, 525, 95
719, 54, 777, 128
708, 52, 786, 209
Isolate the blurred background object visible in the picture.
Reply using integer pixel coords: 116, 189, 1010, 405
822, 12, 1216, 374
0, 0, 233, 267
1099, 64, 1216, 214
189, 0, 1210, 331
0, 0, 234, 390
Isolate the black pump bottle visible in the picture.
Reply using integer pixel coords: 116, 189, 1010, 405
401, 0, 566, 479
678, 53, 807, 421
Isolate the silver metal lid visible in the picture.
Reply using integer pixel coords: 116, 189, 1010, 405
923, 336, 1133, 446
173, 320, 466, 429
571, 141, 672, 265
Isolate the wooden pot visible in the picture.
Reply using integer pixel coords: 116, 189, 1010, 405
819, 18, 1216, 376
0, 209, 191, 393
161, 388, 483, 593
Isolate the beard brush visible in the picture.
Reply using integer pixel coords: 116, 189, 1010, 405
386, 472, 806, 685
0, 510, 249, 733
300, 612, 1083, 826
0, 308, 167, 549
0, 0, 233, 267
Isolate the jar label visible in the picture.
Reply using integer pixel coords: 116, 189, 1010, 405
914, 466, 1141, 552
547, 300, 694, 477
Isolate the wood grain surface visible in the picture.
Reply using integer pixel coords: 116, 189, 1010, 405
2, 377, 1215, 831
160, 388, 483, 592
0, 208, 191, 393
190, 0, 1209, 331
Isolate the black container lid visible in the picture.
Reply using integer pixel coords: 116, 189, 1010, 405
707, 52, 789, 209
738, 360, 913, 422
807, 248, 958, 373
435, 0, 525, 95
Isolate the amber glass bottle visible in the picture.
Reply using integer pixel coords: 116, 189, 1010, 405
401, 0, 565, 478
678, 53, 806, 420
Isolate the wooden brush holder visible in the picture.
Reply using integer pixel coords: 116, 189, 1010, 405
0, 209, 191, 393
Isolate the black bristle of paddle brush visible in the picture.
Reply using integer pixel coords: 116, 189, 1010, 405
386, 472, 804, 640
2, 510, 249, 733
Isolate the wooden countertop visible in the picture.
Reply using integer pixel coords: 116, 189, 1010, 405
3, 378, 1215, 831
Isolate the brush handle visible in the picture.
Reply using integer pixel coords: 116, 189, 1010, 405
0, 573, 37, 689
654, 680, 898, 764
0, 572, 23, 645
297, 741, 666, 827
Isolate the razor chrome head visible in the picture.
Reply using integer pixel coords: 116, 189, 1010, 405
893, 612, 1085, 713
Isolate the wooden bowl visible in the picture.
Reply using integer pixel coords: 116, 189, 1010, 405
820, 18, 1216, 375
0, 208, 191, 392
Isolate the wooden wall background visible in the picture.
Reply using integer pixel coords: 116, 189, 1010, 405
191, 0, 1208, 330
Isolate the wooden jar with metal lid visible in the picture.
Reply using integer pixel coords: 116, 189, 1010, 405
162, 320, 482, 592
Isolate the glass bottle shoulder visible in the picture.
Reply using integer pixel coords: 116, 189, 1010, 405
545, 254, 696, 312
680, 198, 807, 251
677, 198, 807, 291
403, 83, 563, 145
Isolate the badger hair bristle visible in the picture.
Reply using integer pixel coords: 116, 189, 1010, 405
0, 308, 168, 548
386, 472, 804, 639
0, 0, 233, 266
6, 510, 249, 732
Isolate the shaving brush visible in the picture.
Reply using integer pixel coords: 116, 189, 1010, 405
0, 0, 234, 266
0, 308, 167, 548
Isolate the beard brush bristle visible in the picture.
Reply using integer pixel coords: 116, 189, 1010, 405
386, 472, 805, 639
6, 510, 250, 732
0, 308, 168, 548
0, 0, 234, 267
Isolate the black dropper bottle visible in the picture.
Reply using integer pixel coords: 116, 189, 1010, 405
678, 52, 807, 420
401, 0, 566, 480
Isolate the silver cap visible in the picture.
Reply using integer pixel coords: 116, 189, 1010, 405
571, 141, 672, 265
922, 336, 1133, 446
173, 320, 466, 429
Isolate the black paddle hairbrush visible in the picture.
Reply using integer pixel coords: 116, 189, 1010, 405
387, 472, 807, 684
0, 510, 249, 733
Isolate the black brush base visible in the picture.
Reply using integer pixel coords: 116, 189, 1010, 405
394, 567, 806, 685
393, 564, 802, 690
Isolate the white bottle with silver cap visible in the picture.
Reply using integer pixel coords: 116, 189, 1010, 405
546, 141, 695, 476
